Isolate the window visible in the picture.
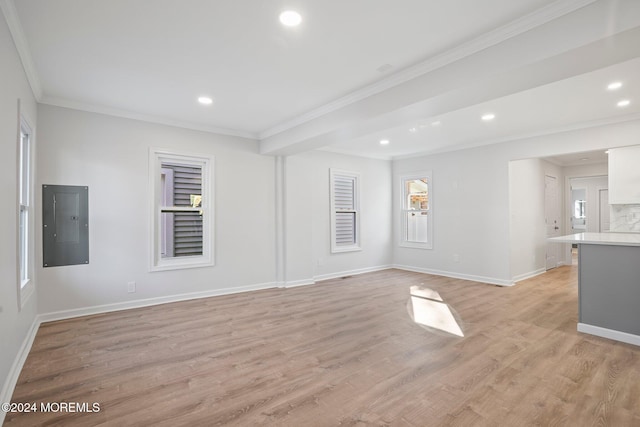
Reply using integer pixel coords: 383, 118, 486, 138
150, 149, 213, 271
18, 116, 34, 307
330, 169, 361, 253
400, 172, 432, 249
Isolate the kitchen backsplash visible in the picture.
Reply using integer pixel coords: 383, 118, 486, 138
610, 205, 640, 232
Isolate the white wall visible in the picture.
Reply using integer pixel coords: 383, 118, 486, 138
393, 119, 640, 285
285, 150, 392, 284
0, 10, 38, 412
36, 105, 277, 314
509, 158, 563, 281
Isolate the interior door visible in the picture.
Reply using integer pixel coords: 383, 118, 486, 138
545, 175, 560, 270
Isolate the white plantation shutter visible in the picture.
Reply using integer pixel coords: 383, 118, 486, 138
330, 170, 360, 252
334, 175, 356, 246
170, 164, 204, 257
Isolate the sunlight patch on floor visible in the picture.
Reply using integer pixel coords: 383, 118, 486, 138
408, 285, 464, 337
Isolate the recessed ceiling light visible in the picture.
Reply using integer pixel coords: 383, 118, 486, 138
607, 81, 623, 90
198, 96, 213, 105
431, 120, 442, 127
279, 10, 302, 27
481, 113, 496, 121
409, 127, 417, 133
379, 139, 390, 145
617, 99, 631, 108
580, 157, 589, 161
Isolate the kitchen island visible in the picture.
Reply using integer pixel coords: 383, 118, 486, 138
549, 232, 640, 346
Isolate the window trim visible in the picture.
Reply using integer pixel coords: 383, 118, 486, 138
399, 172, 433, 250
329, 168, 361, 253
17, 112, 35, 309
149, 148, 214, 272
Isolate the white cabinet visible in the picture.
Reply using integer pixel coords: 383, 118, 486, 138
608, 145, 640, 204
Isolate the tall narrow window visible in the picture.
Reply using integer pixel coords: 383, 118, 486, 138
18, 116, 35, 307
150, 149, 213, 271
330, 169, 361, 253
400, 172, 432, 249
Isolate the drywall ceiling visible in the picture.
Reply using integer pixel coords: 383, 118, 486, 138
4, 0, 640, 157
322, 57, 640, 159
545, 149, 609, 166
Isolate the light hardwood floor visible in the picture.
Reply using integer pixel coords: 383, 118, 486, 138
5, 267, 640, 426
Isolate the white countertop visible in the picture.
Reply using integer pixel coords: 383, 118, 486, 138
549, 232, 640, 247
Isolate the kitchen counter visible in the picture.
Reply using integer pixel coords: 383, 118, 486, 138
549, 232, 640, 347
549, 231, 640, 246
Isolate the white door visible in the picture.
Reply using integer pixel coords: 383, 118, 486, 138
545, 175, 560, 270
599, 189, 610, 232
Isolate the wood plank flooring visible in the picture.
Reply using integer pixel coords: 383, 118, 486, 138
5, 266, 640, 426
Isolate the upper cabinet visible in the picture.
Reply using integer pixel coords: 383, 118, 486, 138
609, 145, 640, 204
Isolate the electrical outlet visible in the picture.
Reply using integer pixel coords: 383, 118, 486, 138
453, 254, 460, 263
317, 258, 325, 267
127, 281, 136, 293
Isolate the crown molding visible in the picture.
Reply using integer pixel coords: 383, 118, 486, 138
392, 112, 640, 160
259, 0, 598, 140
0, 0, 42, 100
40, 96, 259, 140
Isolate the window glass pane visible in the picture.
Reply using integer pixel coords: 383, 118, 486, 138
159, 161, 204, 259
20, 132, 29, 205
335, 212, 356, 246
19, 208, 28, 284
334, 176, 355, 210
405, 178, 428, 210
405, 211, 428, 243
160, 212, 203, 258
161, 162, 202, 207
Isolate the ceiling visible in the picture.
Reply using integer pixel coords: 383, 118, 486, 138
3, 0, 640, 158
322, 57, 640, 159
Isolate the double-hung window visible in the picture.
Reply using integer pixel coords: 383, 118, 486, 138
18, 116, 34, 307
400, 172, 432, 249
330, 169, 361, 253
150, 149, 213, 271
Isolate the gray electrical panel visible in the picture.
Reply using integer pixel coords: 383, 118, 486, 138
42, 185, 89, 267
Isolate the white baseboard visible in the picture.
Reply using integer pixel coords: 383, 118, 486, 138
283, 279, 316, 288
38, 281, 278, 323
0, 316, 41, 425
578, 323, 640, 347
313, 265, 392, 282
393, 264, 513, 286
512, 268, 546, 283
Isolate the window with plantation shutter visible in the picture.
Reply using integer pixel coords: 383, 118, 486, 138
330, 169, 361, 253
150, 149, 213, 271
400, 172, 433, 249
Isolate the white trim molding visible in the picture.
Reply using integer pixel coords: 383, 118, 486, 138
393, 264, 514, 287
259, 0, 598, 140
0, 0, 42, 99
578, 323, 640, 347
41, 97, 258, 140
39, 281, 278, 324
511, 268, 546, 284
314, 265, 392, 283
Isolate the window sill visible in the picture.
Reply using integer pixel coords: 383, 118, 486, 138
150, 256, 214, 272
399, 242, 433, 250
331, 245, 362, 254
19, 279, 35, 310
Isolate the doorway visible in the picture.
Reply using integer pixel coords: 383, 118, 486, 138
545, 174, 560, 270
